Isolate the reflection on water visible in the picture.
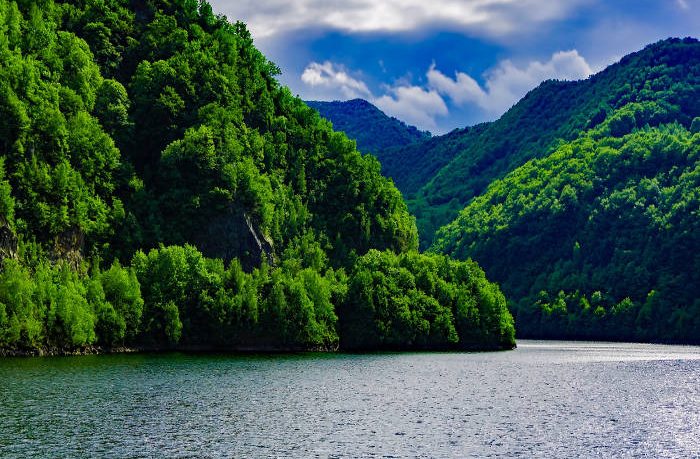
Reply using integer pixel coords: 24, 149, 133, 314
1, 340, 699, 458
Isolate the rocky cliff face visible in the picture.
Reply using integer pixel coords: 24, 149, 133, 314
52, 228, 84, 270
0, 223, 85, 269
0, 218, 17, 262
195, 206, 274, 271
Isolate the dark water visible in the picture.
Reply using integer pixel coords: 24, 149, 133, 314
1, 341, 700, 458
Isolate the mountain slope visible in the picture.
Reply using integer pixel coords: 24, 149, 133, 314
0, 0, 514, 353
433, 74, 700, 342
306, 99, 430, 155
391, 38, 700, 246
378, 124, 488, 203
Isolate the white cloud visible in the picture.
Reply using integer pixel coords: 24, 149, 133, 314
428, 50, 593, 113
301, 61, 372, 99
300, 50, 592, 131
677, 0, 690, 10
300, 60, 448, 131
374, 86, 448, 131
209, 0, 591, 39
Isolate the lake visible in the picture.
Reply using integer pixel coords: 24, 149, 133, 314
1, 340, 699, 458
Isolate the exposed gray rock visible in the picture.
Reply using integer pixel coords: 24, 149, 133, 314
52, 227, 84, 269
195, 206, 274, 270
0, 217, 17, 262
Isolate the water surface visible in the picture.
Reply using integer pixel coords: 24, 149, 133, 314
1, 340, 699, 457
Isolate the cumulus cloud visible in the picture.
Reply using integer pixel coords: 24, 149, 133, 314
428, 50, 593, 113
374, 86, 448, 131
300, 50, 592, 131
300, 60, 448, 130
301, 61, 372, 99
210, 0, 591, 39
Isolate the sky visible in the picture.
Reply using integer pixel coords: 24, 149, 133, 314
208, 0, 700, 134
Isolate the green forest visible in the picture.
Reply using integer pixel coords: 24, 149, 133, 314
378, 39, 700, 248
306, 99, 430, 156
0, 0, 514, 354
2, 0, 698, 353
432, 39, 700, 343
315, 39, 700, 344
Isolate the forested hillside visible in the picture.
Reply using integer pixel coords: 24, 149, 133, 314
306, 99, 430, 155
387, 38, 700, 246
433, 41, 700, 342
0, 0, 514, 354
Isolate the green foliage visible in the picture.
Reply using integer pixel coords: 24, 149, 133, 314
306, 99, 430, 155
340, 250, 515, 350
0, 259, 43, 348
0, 2, 124, 257
131, 244, 342, 349
0, 0, 418, 265
93, 260, 143, 345
93, 78, 132, 141
433, 120, 700, 343
41, 265, 97, 347
0, 158, 14, 224
0, 0, 509, 353
381, 38, 700, 247
0, 257, 140, 350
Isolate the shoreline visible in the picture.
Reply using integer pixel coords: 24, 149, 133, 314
0, 342, 516, 357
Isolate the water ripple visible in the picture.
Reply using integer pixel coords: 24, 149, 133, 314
1, 341, 700, 458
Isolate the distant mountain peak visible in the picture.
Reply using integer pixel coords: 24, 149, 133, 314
305, 99, 431, 154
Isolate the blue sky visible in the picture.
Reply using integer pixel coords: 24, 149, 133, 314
209, 0, 700, 133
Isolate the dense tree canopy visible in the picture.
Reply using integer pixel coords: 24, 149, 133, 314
0, 0, 513, 353
433, 104, 700, 342
340, 250, 514, 350
378, 38, 700, 247
306, 99, 430, 155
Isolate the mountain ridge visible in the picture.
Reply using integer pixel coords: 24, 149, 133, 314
306, 98, 431, 155
382, 37, 700, 246
430, 37, 700, 342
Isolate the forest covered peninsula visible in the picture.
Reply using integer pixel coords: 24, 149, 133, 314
4, 0, 699, 356
0, 0, 515, 355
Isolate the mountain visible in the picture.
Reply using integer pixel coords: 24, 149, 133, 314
384, 38, 700, 247
0, 0, 514, 354
306, 99, 430, 155
432, 38, 700, 343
